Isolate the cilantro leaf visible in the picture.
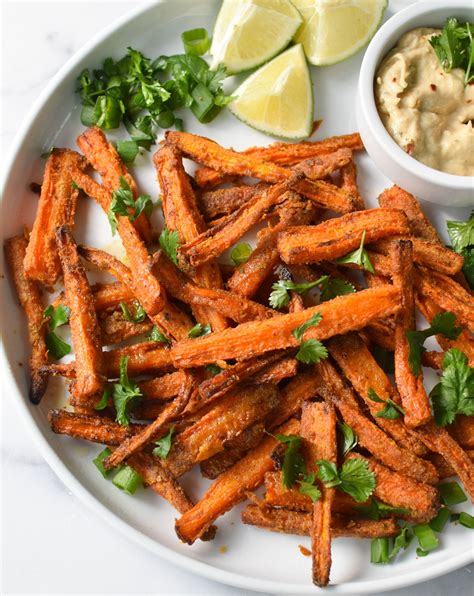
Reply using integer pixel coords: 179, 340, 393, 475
297, 472, 321, 502
269, 276, 329, 309
43, 304, 71, 360
368, 388, 405, 419
319, 277, 356, 302
206, 363, 222, 375
338, 422, 358, 456
275, 434, 306, 489
356, 497, 410, 520
447, 213, 474, 289
108, 176, 153, 235
188, 323, 211, 338
430, 349, 474, 426
148, 325, 171, 344
159, 228, 181, 265
95, 387, 111, 411
231, 243, 252, 266
336, 230, 375, 273
406, 312, 462, 376
111, 356, 142, 425
292, 312, 323, 341
152, 426, 175, 459
116, 140, 139, 163
120, 300, 146, 323
317, 457, 376, 502
429, 19, 474, 84
296, 339, 329, 364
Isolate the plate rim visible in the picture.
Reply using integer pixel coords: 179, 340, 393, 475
1, 1, 473, 593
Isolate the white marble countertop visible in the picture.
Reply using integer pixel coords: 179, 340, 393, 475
1, 2, 473, 594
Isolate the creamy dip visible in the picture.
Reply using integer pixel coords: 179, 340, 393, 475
375, 28, 474, 176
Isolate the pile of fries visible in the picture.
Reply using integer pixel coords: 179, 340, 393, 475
5, 126, 474, 587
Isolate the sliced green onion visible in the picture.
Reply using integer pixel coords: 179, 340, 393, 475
112, 465, 143, 495
93, 447, 112, 478
191, 83, 215, 121
116, 140, 139, 163
181, 28, 211, 56
452, 512, 474, 528
439, 482, 467, 506
157, 110, 175, 128
412, 523, 439, 556
231, 243, 252, 266
429, 508, 451, 532
174, 118, 184, 131
370, 537, 391, 564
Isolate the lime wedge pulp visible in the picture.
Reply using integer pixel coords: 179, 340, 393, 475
228, 44, 314, 139
292, 0, 388, 66
210, 0, 303, 74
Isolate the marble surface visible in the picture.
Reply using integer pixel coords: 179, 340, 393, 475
1, 2, 473, 595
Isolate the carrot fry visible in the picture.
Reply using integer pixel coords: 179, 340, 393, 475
448, 416, 474, 449
198, 352, 283, 401
413, 422, 474, 501
104, 372, 195, 470
179, 177, 304, 268
166, 131, 356, 213
378, 186, 440, 242
391, 241, 432, 428
152, 250, 273, 323
76, 127, 152, 243
23, 149, 87, 285
301, 402, 337, 587
374, 237, 464, 276
198, 184, 265, 220
69, 167, 165, 315
278, 208, 410, 265
415, 268, 474, 333
48, 410, 140, 444
339, 159, 365, 210
252, 355, 298, 384
416, 293, 474, 366
99, 310, 153, 345
241, 505, 399, 538
165, 384, 280, 477
153, 143, 228, 331
56, 227, 105, 405
138, 371, 186, 402
346, 454, 440, 523
175, 418, 300, 544
328, 333, 428, 456
92, 282, 135, 311
428, 451, 474, 479
171, 285, 401, 367
293, 148, 353, 180
194, 133, 364, 188
79, 245, 193, 340
200, 423, 266, 479
5, 236, 49, 403
313, 360, 438, 484
227, 193, 316, 297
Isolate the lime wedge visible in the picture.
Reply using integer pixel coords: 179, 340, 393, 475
210, 0, 303, 74
228, 44, 313, 139
292, 0, 387, 66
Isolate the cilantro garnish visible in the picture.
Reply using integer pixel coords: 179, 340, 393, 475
296, 472, 321, 503
107, 176, 153, 235
120, 300, 146, 323
291, 312, 328, 364
430, 349, 474, 426
406, 312, 462, 375
447, 212, 474, 289
107, 355, 143, 426
269, 276, 329, 309
77, 44, 233, 147
116, 140, 139, 164
274, 434, 306, 489
336, 230, 375, 273
338, 422, 358, 456
159, 228, 181, 266
292, 312, 323, 341
429, 19, 474, 85
152, 426, 176, 459
367, 388, 405, 420
319, 277, 356, 302
188, 323, 211, 338
148, 325, 171, 344
356, 497, 410, 520
317, 458, 376, 502
43, 304, 71, 360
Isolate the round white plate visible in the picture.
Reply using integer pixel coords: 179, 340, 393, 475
1, 1, 472, 593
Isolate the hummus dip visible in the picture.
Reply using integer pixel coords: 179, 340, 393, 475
375, 28, 474, 176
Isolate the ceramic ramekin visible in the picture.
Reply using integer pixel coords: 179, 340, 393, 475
357, 0, 474, 207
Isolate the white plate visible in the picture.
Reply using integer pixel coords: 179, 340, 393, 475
1, 1, 472, 593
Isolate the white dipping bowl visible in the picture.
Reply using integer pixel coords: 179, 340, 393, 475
357, 0, 474, 207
